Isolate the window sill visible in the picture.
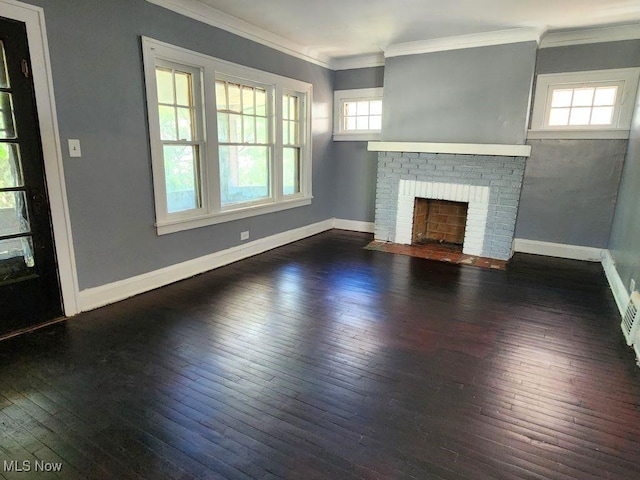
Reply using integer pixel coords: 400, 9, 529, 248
333, 132, 381, 142
527, 129, 630, 140
156, 196, 313, 235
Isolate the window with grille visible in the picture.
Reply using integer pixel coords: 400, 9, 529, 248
333, 88, 383, 141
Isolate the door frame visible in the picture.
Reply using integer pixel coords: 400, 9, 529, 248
1, 0, 79, 315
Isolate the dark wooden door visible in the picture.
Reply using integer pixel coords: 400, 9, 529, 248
0, 16, 62, 335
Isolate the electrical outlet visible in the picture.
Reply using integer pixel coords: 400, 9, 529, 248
240, 231, 249, 241
631, 278, 636, 294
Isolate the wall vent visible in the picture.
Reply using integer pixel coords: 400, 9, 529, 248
621, 291, 640, 346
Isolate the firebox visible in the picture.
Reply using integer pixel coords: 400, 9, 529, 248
412, 198, 468, 247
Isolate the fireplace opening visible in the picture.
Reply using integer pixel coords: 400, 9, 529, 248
412, 198, 468, 250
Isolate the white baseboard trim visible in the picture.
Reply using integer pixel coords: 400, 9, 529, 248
601, 249, 629, 317
513, 238, 603, 262
78, 218, 334, 312
333, 219, 375, 233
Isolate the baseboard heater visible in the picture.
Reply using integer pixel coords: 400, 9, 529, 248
621, 291, 640, 365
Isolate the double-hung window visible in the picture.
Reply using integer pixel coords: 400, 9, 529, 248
142, 38, 313, 235
529, 68, 640, 139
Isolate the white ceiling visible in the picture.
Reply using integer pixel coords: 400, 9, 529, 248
195, 0, 640, 57
151, 0, 640, 66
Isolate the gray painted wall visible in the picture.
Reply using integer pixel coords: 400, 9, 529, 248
24, 0, 335, 289
382, 42, 537, 144
335, 67, 385, 90
609, 86, 640, 293
332, 67, 384, 223
515, 140, 626, 247
515, 40, 640, 247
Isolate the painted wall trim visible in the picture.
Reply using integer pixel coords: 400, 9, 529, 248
368, 141, 532, 157
601, 250, 629, 317
145, 0, 332, 68
513, 238, 603, 262
384, 27, 543, 58
78, 219, 335, 311
1, 0, 80, 315
332, 53, 385, 70
540, 23, 640, 49
333, 219, 375, 233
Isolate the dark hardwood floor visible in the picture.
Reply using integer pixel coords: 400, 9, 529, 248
1, 230, 639, 479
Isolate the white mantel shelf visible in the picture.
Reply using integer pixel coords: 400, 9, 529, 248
368, 141, 532, 157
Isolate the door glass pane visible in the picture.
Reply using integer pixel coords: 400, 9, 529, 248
0, 236, 35, 282
0, 191, 30, 236
0, 92, 16, 139
0, 42, 8, 89
283, 147, 300, 195
219, 145, 269, 206
163, 145, 200, 213
0, 143, 23, 188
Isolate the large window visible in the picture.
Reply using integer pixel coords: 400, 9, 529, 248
529, 68, 640, 139
143, 38, 312, 235
333, 88, 383, 141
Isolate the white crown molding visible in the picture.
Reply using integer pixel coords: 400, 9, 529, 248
145, 0, 332, 68
540, 23, 640, 49
331, 53, 385, 71
384, 27, 543, 58
368, 141, 532, 157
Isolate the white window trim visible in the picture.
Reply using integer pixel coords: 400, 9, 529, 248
142, 37, 313, 235
528, 67, 640, 140
333, 87, 383, 141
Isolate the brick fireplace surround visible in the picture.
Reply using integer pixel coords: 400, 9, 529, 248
369, 143, 529, 261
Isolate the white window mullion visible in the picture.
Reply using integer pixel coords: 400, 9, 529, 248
274, 86, 284, 203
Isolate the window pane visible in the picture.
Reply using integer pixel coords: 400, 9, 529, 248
345, 102, 357, 116
228, 113, 242, 143
255, 89, 266, 116
356, 101, 369, 116
289, 96, 297, 120
283, 147, 300, 195
0, 236, 35, 282
156, 68, 174, 104
572, 88, 594, 107
219, 145, 269, 205
158, 106, 177, 140
0, 92, 16, 139
345, 116, 356, 130
217, 113, 229, 142
242, 86, 254, 114
370, 100, 382, 115
227, 83, 242, 113
0, 143, 23, 188
243, 116, 255, 143
0, 191, 30, 236
163, 145, 199, 213
283, 120, 289, 144
177, 107, 193, 141
256, 117, 267, 144
289, 122, 297, 145
175, 72, 192, 107
594, 87, 617, 106
549, 107, 570, 126
551, 89, 572, 108
370, 115, 382, 130
591, 106, 614, 125
215, 81, 227, 110
356, 116, 369, 130
0, 42, 9, 89
569, 107, 591, 125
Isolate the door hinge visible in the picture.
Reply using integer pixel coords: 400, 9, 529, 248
21, 59, 29, 78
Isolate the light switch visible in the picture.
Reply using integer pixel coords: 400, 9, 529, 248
68, 139, 82, 158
